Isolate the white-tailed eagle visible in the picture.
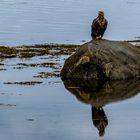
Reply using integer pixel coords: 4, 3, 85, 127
91, 11, 108, 40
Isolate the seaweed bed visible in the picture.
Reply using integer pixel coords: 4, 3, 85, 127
4, 81, 43, 85
0, 44, 80, 58
0, 42, 139, 59
0, 43, 80, 85
0, 42, 139, 85
0, 40, 140, 59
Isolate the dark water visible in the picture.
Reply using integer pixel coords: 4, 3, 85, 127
0, 0, 140, 46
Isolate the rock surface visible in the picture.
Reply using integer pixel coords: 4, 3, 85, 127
61, 39, 140, 80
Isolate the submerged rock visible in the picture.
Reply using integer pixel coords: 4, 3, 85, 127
61, 39, 140, 80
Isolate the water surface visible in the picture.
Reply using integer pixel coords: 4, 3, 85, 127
0, 0, 140, 46
0, 1, 140, 140
0, 54, 140, 140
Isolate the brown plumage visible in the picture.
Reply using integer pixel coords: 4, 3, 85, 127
91, 11, 108, 40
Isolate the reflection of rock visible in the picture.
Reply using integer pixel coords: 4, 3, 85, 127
62, 77, 140, 136
61, 40, 140, 80
62, 78, 140, 107
62, 78, 140, 136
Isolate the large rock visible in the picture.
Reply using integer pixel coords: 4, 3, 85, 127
61, 39, 140, 80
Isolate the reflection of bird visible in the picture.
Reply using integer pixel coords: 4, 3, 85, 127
92, 106, 108, 137
91, 11, 108, 40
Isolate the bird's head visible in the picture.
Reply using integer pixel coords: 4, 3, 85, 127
97, 11, 104, 20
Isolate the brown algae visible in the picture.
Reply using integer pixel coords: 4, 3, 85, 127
33, 72, 60, 78
0, 44, 80, 59
4, 81, 43, 85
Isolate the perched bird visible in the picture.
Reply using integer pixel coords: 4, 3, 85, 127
91, 11, 108, 40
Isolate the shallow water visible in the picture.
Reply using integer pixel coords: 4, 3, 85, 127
0, 54, 140, 140
0, 0, 140, 46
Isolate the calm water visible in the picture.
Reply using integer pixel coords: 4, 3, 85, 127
0, 54, 140, 140
0, 0, 140, 46
0, 1, 140, 140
